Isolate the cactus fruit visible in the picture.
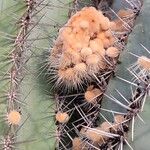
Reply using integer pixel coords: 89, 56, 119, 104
47, 0, 144, 149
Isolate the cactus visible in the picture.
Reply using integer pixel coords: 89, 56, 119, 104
0, 0, 72, 149
0, 0, 150, 150
103, 1, 150, 150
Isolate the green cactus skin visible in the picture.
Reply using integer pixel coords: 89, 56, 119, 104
100, 0, 150, 150
0, 0, 72, 150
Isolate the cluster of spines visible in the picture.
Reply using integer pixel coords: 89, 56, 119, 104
48, 0, 144, 149
71, 44, 150, 150
72, 115, 129, 150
